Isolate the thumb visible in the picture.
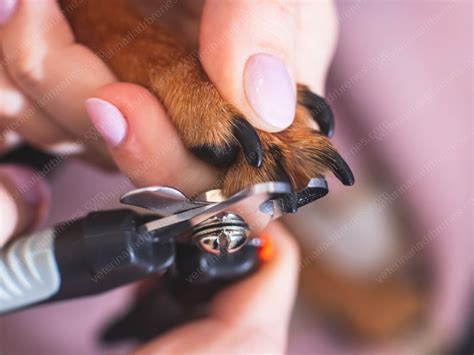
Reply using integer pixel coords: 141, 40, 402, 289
200, 0, 297, 133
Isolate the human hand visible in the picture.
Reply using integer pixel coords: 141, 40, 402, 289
0, 2, 320, 351
0, 0, 218, 192
0, 0, 117, 164
0, 0, 338, 163
0, 81, 301, 354
198, 0, 338, 132
134, 222, 300, 355
157, 0, 338, 131
0, 164, 49, 246
0, 160, 300, 355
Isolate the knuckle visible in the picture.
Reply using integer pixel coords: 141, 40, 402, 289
8, 52, 44, 90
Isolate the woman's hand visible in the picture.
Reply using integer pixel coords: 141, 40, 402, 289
0, 0, 116, 163
1, 0, 338, 163
0, 2, 329, 352
199, 0, 338, 132
0, 162, 300, 354
135, 222, 300, 355
0, 164, 49, 246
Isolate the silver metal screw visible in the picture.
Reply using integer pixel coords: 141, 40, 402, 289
193, 213, 250, 255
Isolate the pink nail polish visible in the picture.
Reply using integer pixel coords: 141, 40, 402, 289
85, 98, 127, 147
244, 53, 296, 130
0, 0, 17, 24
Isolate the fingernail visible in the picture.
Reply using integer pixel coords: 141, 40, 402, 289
85, 98, 127, 147
0, 165, 51, 227
0, 0, 17, 25
244, 53, 295, 130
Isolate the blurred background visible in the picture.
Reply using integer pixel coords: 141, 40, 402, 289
1, 1, 472, 354
285, 1, 472, 353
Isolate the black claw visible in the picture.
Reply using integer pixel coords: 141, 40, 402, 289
296, 177, 329, 208
298, 89, 335, 138
279, 193, 298, 214
233, 118, 263, 168
273, 156, 298, 213
327, 151, 355, 186
191, 144, 238, 169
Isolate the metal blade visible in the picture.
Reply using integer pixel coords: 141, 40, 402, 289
120, 186, 207, 216
139, 182, 292, 235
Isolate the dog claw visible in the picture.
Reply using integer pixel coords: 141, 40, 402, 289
191, 144, 238, 169
327, 151, 355, 186
273, 158, 298, 213
233, 118, 263, 168
298, 88, 335, 138
279, 193, 298, 214
296, 177, 329, 208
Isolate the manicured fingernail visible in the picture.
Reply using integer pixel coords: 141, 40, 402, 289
0, 0, 17, 25
244, 53, 295, 130
0, 164, 51, 227
85, 98, 127, 147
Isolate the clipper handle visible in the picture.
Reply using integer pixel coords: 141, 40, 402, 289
0, 209, 175, 314
101, 242, 261, 343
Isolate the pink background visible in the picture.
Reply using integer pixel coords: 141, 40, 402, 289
1, 1, 472, 354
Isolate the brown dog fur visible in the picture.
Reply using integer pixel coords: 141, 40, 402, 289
58, 0, 423, 341
59, 0, 340, 196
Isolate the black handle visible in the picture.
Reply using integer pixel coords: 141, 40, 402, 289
0, 209, 176, 314
51, 209, 176, 301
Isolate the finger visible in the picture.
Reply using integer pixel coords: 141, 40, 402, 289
85, 82, 218, 195
0, 62, 83, 154
211, 222, 300, 333
0, 21, 84, 155
135, 222, 300, 354
0, 164, 50, 246
0, 0, 16, 25
200, 0, 298, 132
1, 0, 116, 151
294, 0, 338, 94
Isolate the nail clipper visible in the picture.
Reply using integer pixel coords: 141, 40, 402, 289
0, 178, 328, 315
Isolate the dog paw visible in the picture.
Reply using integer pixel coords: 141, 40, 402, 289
163, 77, 354, 206
58, 0, 353, 208
221, 96, 354, 210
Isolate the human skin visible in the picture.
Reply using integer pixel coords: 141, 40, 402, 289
0, 162, 300, 354
0, 0, 334, 352
0, 0, 337, 157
